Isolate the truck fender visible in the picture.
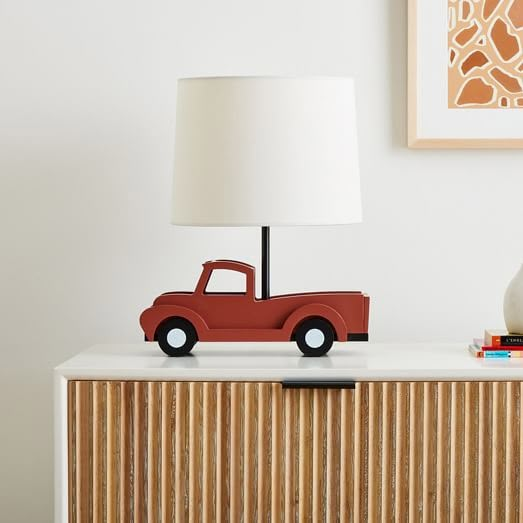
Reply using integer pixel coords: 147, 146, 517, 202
282, 303, 347, 341
140, 305, 209, 341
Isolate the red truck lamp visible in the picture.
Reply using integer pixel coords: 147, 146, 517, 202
141, 76, 369, 356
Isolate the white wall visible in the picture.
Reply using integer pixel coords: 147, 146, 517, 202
1, 0, 522, 519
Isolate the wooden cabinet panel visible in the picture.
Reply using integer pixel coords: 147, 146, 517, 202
68, 381, 522, 522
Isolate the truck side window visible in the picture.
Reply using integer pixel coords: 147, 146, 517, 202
205, 269, 247, 294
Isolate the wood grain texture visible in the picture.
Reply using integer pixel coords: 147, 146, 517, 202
91, 381, 104, 523
339, 387, 354, 523
325, 389, 340, 523
188, 382, 201, 523
75, 381, 91, 523
161, 382, 174, 523
423, 382, 436, 523
409, 382, 423, 523
464, 382, 478, 523
436, 382, 450, 523
229, 382, 241, 523
450, 382, 465, 523
368, 382, 381, 523
298, 388, 311, 523
174, 381, 187, 523
133, 382, 147, 523
491, 382, 506, 522
119, 382, 132, 523
243, 382, 256, 522
147, 381, 161, 523
284, 388, 297, 523
258, 383, 270, 523
395, 382, 409, 523
106, 382, 118, 523
68, 379, 523, 522
215, 382, 229, 522
381, 382, 393, 523
312, 388, 324, 523
271, 383, 283, 523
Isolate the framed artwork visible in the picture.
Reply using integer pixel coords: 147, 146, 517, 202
409, 0, 523, 148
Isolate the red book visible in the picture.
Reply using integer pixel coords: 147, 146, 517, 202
474, 339, 523, 351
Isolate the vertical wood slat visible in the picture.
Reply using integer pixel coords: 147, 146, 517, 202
505, 381, 518, 523
229, 382, 241, 523
75, 381, 91, 523
368, 382, 381, 523
436, 382, 450, 523
450, 382, 465, 523
284, 389, 297, 523
381, 382, 393, 522
409, 382, 423, 523
68, 381, 76, 523
520, 382, 523, 522
478, 382, 492, 523
174, 382, 187, 523
339, 387, 354, 523
92, 381, 104, 523
69, 379, 523, 522
243, 382, 256, 522
395, 382, 409, 523
202, 382, 215, 523
312, 388, 325, 523
188, 382, 201, 523
271, 383, 283, 523
353, 382, 365, 523
119, 382, 132, 523
298, 388, 311, 523
423, 382, 436, 523
215, 382, 229, 522
147, 382, 161, 523
106, 382, 118, 523
464, 382, 478, 523
325, 389, 340, 523
133, 382, 147, 523
492, 382, 506, 522
257, 383, 271, 523
161, 382, 174, 523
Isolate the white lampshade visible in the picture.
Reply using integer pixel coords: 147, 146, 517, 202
172, 76, 361, 226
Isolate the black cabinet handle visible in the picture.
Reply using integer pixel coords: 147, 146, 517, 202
282, 380, 356, 389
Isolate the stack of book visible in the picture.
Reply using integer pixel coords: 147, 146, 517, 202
469, 329, 523, 358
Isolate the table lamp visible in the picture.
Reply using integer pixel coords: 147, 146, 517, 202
140, 76, 369, 357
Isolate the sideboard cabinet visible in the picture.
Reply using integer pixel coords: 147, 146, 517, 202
56, 344, 523, 522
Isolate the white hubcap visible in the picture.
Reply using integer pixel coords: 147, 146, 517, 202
305, 328, 325, 348
167, 328, 187, 348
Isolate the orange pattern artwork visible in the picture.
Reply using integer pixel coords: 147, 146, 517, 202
448, 0, 523, 108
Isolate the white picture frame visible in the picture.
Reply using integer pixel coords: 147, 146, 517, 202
408, 0, 523, 148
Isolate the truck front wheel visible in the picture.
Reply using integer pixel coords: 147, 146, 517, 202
295, 318, 335, 357
156, 317, 198, 356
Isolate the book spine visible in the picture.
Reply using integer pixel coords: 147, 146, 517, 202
484, 350, 510, 358
501, 335, 523, 346
481, 344, 523, 351
488, 334, 523, 347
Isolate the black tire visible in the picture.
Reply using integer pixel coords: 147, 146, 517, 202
295, 318, 335, 357
156, 317, 198, 356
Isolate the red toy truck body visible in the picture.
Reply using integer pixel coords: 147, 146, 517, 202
140, 260, 369, 356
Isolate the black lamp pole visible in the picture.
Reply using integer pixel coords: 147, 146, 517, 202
261, 226, 270, 300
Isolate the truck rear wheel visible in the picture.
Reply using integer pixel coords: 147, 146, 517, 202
295, 318, 335, 357
156, 317, 198, 356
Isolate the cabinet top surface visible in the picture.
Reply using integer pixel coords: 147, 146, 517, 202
55, 342, 523, 381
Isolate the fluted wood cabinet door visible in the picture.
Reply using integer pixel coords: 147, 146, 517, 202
68, 380, 523, 522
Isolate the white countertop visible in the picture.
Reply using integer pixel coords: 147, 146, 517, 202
54, 342, 523, 381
